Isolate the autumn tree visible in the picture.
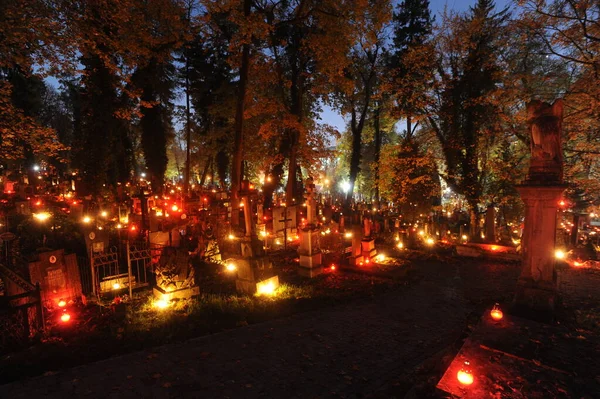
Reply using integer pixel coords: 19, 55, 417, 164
132, 0, 186, 193
0, 0, 69, 166
388, 0, 435, 142
518, 0, 600, 207
428, 0, 510, 236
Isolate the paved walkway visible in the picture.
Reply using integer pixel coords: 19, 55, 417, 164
1, 260, 472, 398
5, 257, 576, 399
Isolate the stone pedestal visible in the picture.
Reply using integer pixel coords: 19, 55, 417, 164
512, 185, 566, 318
349, 225, 364, 266
298, 227, 323, 277
361, 238, 376, 260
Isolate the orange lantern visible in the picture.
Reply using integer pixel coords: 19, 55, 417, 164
457, 361, 474, 385
490, 303, 503, 321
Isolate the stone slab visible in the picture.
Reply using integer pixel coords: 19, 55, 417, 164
153, 285, 200, 301
437, 308, 600, 398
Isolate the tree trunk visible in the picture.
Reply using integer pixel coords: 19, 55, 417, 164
199, 156, 211, 187
263, 162, 284, 209
183, 4, 192, 201
230, 0, 251, 227
373, 104, 381, 207
406, 112, 411, 143
347, 110, 361, 207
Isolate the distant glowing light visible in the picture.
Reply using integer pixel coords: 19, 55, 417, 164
555, 249, 566, 260
344, 232, 353, 238
112, 283, 121, 290
57, 299, 67, 308
82, 216, 91, 223
426, 238, 435, 246
330, 264, 336, 271
462, 235, 468, 241
340, 181, 351, 193
228, 234, 235, 240
60, 312, 71, 323
33, 165, 40, 171
418, 230, 425, 236
171, 204, 178, 212
397, 242, 404, 249
376, 254, 385, 262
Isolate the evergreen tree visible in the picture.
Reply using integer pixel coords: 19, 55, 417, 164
428, 0, 510, 236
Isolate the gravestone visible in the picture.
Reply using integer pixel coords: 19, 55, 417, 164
29, 249, 82, 306
485, 205, 496, 242
361, 214, 377, 260
85, 228, 109, 255
513, 99, 567, 319
235, 193, 277, 294
3, 180, 15, 194
272, 206, 297, 235
153, 247, 199, 300
298, 177, 322, 277
349, 223, 364, 266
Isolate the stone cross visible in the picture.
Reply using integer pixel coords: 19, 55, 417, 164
304, 177, 316, 226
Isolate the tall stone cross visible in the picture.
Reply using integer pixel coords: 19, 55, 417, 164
305, 177, 317, 227
279, 206, 293, 250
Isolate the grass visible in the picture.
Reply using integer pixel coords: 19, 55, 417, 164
0, 266, 399, 385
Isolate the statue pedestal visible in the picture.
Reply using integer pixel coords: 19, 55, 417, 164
298, 227, 323, 277
361, 238, 376, 260
512, 185, 566, 319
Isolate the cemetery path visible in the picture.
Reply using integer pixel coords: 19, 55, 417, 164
1, 259, 523, 399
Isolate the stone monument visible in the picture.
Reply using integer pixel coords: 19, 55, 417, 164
235, 188, 278, 294
361, 214, 377, 260
513, 99, 566, 318
153, 248, 200, 300
298, 177, 322, 277
153, 247, 199, 301
349, 223, 364, 266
